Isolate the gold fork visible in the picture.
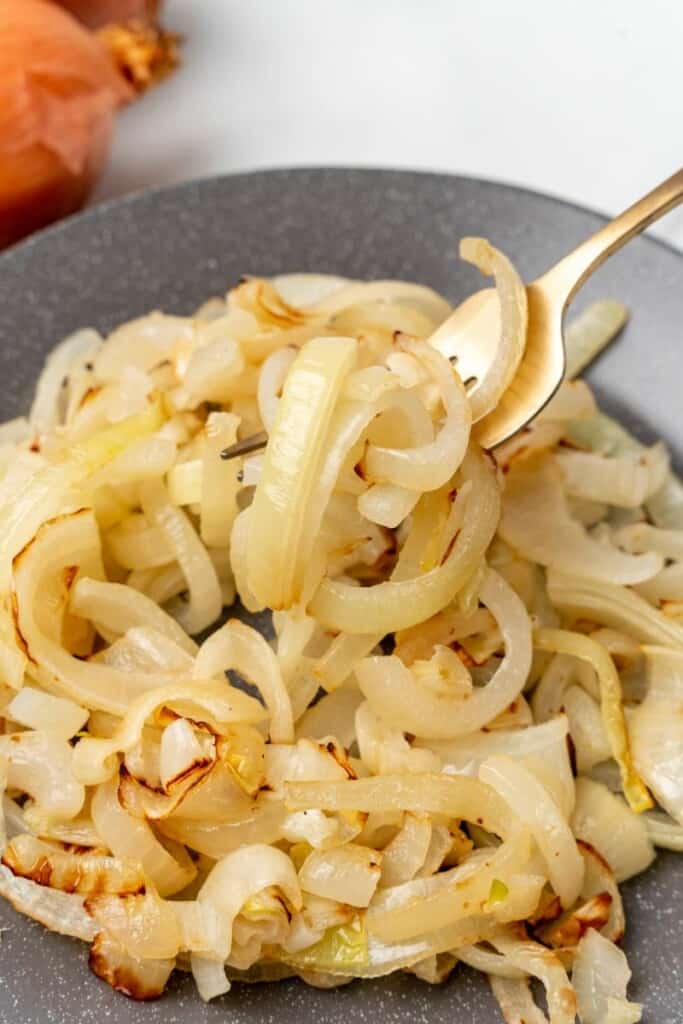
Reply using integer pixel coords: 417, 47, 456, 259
222, 167, 683, 460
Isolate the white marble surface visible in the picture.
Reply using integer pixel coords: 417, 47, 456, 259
97, 0, 683, 249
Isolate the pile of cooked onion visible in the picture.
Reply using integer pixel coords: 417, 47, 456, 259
0, 246, 680, 1022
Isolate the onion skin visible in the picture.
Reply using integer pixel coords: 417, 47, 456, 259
0, 0, 132, 248
0, 134, 105, 250
53, 0, 161, 29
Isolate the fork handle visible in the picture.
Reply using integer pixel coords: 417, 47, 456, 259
538, 167, 683, 307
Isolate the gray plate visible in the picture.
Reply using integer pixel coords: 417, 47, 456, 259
0, 169, 681, 1024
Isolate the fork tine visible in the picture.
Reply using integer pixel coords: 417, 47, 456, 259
220, 430, 268, 460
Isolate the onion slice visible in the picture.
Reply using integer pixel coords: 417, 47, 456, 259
7, 687, 88, 739
565, 300, 629, 379
572, 928, 641, 1024
555, 448, 665, 509
458, 237, 528, 423
2, 833, 145, 895
479, 755, 583, 909
91, 779, 195, 897
0, 863, 95, 941
571, 777, 654, 882
629, 646, 683, 824
70, 576, 197, 655
500, 456, 662, 585
357, 568, 530, 738
140, 480, 222, 635
309, 447, 499, 635
285, 774, 516, 839
299, 845, 381, 907
364, 339, 471, 492
247, 336, 357, 609
193, 619, 294, 743
198, 844, 302, 959
0, 730, 85, 822
200, 411, 241, 548
534, 628, 652, 814
490, 975, 549, 1024
547, 569, 683, 648
73, 680, 266, 785
489, 930, 576, 1024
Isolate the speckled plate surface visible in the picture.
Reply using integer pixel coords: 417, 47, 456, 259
0, 169, 681, 1024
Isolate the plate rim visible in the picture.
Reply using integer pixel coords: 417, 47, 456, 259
1, 165, 681, 269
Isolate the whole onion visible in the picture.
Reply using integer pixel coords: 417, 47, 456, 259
0, 0, 132, 248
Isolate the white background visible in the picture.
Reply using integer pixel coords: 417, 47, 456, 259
97, 0, 683, 249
